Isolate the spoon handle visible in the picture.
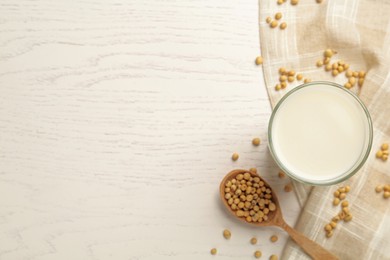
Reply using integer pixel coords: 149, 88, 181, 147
279, 221, 339, 260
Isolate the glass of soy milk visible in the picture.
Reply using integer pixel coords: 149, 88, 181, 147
268, 81, 373, 185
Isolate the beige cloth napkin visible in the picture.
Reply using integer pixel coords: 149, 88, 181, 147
259, 0, 390, 259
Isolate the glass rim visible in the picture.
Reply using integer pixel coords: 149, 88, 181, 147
268, 81, 373, 186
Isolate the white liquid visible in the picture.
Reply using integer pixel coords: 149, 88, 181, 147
270, 84, 370, 182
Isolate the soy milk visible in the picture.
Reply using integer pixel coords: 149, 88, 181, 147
269, 83, 372, 184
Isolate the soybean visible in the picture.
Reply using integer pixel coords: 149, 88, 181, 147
375, 185, 383, 193
291, 0, 299, 5
270, 20, 278, 28
223, 229, 231, 239
324, 49, 334, 58
255, 56, 263, 65
284, 183, 293, 192
254, 250, 262, 258
252, 138, 261, 146
250, 237, 257, 245
270, 235, 278, 242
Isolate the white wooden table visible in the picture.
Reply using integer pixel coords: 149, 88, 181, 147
0, 1, 300, 259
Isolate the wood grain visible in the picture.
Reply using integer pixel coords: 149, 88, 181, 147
0, 0, 300, 259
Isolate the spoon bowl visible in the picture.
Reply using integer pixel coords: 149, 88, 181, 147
220, 169, 339, 260
220, 169, 280, 226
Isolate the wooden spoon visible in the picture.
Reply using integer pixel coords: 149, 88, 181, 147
220, 169, 339, 260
